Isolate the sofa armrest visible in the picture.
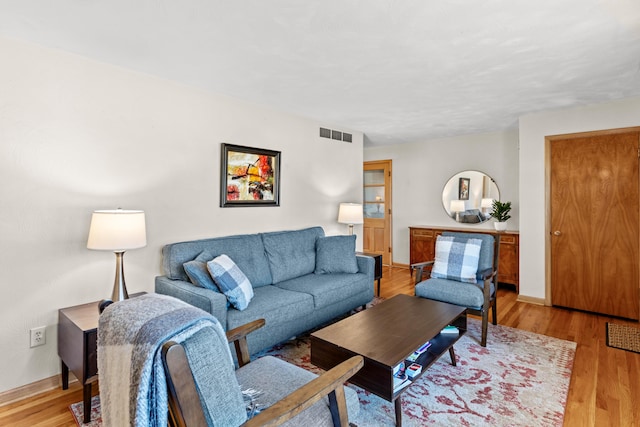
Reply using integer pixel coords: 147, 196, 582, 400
155, 276, 228, 328
355, 255, 375, 281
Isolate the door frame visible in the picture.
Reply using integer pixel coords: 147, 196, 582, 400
545, 126, 640, 306
363, 159, 393, 265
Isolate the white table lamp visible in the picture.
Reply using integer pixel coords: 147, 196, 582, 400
450, 200, 466, 222
87, 209, 147, 302
481, 198, 494, 215
338, 203, 363, 235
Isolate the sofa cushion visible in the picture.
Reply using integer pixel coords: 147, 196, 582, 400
226, 285, 314, 331
314, 235, 358, 274
415, 277, 495, 310
163, 233, 273, 287
207, 255, 254, 311
261, 227, 325, 284
236, 355, 359, 426
275, 273, 370, 309
183, 251, 219, 291
431, 236, 482, 284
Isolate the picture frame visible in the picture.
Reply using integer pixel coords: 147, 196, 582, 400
220, 143, 281, 207
458, 177, 470, 200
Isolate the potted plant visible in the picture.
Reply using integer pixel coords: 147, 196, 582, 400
490, 200, 512, 231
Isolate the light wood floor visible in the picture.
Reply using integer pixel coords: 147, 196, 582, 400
1, 266, 639, 426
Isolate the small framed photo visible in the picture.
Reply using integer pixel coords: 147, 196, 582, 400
458, 177, 470, 200
220, 143, 281, 207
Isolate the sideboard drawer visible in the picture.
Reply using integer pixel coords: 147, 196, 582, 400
412, 229, 434, 237
500, 235, 516, 245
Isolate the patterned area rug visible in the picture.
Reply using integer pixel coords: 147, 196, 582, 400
606, 322, 640, 353
71, 318, 576, 426
259, 318, 576, 426
69, 395, 101, 426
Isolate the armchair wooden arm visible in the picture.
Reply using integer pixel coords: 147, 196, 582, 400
478, 268, 498, 304
244, 356, 364, 427
410, 260, 434, 285
477, 267, 495, 281
226, 318, 266, 367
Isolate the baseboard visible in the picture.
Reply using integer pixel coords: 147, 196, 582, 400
517, 294, 546, 306
392, 262, 410, 269
0, 374, 76, 407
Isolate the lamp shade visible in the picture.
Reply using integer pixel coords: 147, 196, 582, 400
481, 198, 494, 209
450, 200, 466, 213
338, 203, 363, 225
87, 209, 147, 251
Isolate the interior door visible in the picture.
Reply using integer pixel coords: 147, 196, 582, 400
550, 129, 639, 320
363, 160, 392, 265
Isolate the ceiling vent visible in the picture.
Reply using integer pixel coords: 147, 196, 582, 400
319, 127, 352, 143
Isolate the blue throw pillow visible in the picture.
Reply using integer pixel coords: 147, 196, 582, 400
314, 235, 359, 274
183, 251, 220, 292
431, 236, 482, 284
207, 254, 254, 311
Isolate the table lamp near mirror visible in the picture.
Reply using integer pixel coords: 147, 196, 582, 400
87, 209, 147, 302
450, 200, 466, 222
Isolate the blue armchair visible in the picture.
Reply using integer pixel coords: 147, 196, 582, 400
411, 232, 500, 346
98, 293, 363, 427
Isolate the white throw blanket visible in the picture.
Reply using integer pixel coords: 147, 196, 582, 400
97, 293, 220, 427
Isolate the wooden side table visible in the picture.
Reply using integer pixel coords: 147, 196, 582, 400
357, 252, 383, 296
58, 301, 100, 424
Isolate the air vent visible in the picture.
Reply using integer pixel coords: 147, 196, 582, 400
319, 127, 353, 143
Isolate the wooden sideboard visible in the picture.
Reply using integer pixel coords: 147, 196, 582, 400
409, 226, 519, 293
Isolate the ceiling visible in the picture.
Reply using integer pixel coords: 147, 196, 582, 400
1, 0, 640, 146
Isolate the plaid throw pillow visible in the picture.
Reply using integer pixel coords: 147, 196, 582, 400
431, 236, 482, 284
207, 254, 254, 311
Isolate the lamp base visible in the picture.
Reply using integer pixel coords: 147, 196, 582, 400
112, 251, 129, 302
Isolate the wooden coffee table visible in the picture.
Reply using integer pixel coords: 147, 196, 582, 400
310, 294, 467, 426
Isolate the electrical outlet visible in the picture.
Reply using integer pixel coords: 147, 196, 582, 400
30, 326, 46, 348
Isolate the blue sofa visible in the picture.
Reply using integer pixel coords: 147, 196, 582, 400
155, 226, 375, 355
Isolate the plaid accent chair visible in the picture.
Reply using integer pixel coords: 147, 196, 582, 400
411, 232, 501, 347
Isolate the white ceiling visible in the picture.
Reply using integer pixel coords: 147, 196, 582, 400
1, 0, 640, 146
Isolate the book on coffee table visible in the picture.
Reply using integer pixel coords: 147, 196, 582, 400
440, 325, 459, 334
406, 363, 422, 379
407, 341, 431, 362
393, 376, 411, 393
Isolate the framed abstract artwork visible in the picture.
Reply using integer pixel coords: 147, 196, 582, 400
220, 143, 281, 207
458, 177, 470, 200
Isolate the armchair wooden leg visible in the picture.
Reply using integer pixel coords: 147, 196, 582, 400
492, 298, 498, 326
328, 387, 349, 427
481, 310, 488, 347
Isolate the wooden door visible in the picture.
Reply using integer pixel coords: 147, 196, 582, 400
550, 129, 639, 320
363, 160, 392, 265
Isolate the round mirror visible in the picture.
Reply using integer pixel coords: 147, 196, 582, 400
442, 171, 499, 224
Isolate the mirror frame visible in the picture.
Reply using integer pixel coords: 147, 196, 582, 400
441, 170, 500, 225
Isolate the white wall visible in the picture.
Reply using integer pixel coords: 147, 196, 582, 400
0, 36, 364, 393
519, 97, 640, 300
364, 130, 520, 265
